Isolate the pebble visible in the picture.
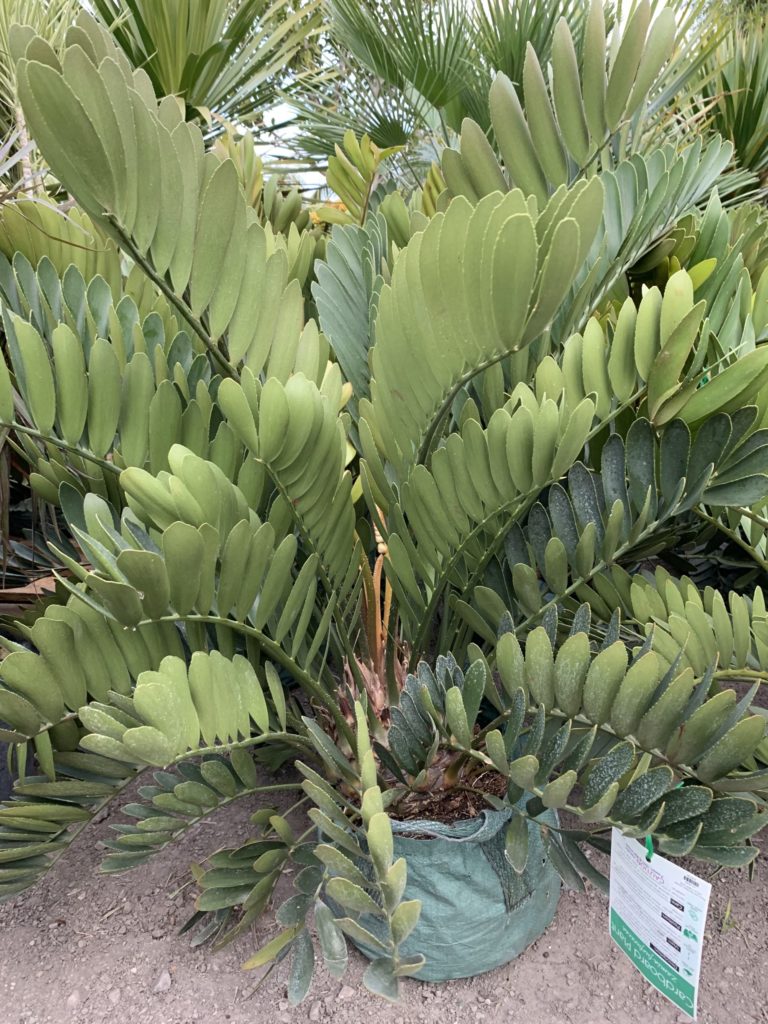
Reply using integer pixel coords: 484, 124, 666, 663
308, 1000, 322, 1021
153, 970, 172, 993
108, 989, 121, 1005
65, 991, 81, 1010
336, 985, 355, 1001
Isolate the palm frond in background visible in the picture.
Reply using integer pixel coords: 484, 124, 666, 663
701, 13, 768, 187
91, 0, 324, 128
0, 0, 80, 172
292, 0, 598, 164
469, 0, 591, 100
291, 0, 751, 186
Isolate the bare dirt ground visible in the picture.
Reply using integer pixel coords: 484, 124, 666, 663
1, 785, 766, 1024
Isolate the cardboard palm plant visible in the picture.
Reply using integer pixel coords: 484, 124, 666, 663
0, 4, 767, 1002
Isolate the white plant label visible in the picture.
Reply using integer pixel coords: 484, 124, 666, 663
609, 828, 711, 1019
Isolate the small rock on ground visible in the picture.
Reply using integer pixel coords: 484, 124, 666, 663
153, 971, 172, 994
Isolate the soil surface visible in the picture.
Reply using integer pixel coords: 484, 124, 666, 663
1, 783, 767, 1024
390, 768, 509, 823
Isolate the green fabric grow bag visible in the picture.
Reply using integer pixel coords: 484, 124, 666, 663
329, 808, 561, 982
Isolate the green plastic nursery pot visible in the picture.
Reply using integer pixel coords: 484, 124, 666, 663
329, 808, 561, 982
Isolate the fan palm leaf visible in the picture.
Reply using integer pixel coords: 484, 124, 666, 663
0, 0, 79, 131
292, 0, 597, 162
702, 17, 768, 185
91, 0, 323, 126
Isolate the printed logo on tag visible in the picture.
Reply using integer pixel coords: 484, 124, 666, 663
609, 828, 711, 1019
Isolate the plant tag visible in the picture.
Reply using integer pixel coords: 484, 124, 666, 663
609, 828, 711, 1019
